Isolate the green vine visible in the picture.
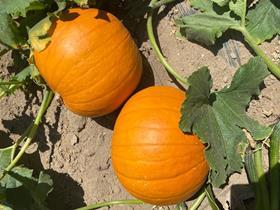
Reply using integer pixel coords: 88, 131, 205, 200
147, 0, 188, 88
0, 88, 54, 180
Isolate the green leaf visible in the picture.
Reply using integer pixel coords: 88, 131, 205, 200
189, 0, 214, 12
229, 0, 245, 17
7, 170, 53, 210
211, 0, 229, 6
0, 167, 53, 210
246, 0, 280, 44
28, 15, 53, 52
0, 146, 14, 172
0, 13, 24, 48
74, 0, 88, 6
28, 1, 66, 52
0, 0, 43, 17
34, 172, 53, 203
1, 167, 33, 189
180, 57, 271, 186
0, 65, 32, 98
14, 65, 33, 82
205, 185, 220, 210
176, 12, 239, 45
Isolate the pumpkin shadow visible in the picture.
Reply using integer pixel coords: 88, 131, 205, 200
94, 55, 155, 130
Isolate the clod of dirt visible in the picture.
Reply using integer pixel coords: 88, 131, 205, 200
65, 133, 79, 146
66, 111, 87, 132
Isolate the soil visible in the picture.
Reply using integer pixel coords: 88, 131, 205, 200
0, 2, 280, 210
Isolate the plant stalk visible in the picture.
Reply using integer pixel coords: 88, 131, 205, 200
189, 191, 206, 210
241, 0, 247, 27
75, 199, 144, 210
245, 149, 262, 210
147, 0, 188, 88
269, 122, 280, 210
0, 89, 53, 179
234, 27, 280, 79
253, 144, 270, 210
175, 202, 187, 210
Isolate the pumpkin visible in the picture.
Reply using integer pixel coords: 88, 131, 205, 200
112, 86, 209, 205
34, 8, 142, 117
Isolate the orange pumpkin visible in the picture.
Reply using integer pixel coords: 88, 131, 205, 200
112, 86, 209, 205
34, 8, 142, 117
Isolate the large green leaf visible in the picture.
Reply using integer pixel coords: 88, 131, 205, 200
211, 0, 229, 6
176, 12, 239, 45
1, 167, 53, 210
246, 0, 280, 44
229, 0, 245, 18
180, 57, 271, 186
0, 146, 14, 174
1, 167, 33, 189
0, 0, 43, 17
189, 0, 213, 12
0, 13, 24, 48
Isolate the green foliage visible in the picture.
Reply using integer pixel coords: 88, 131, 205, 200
28, 15, 53, 52
0, 143, 53, 209
176, 12, 239, 45
177, 0, 280, 45
0, 0, 43, 17
1, 170, 53, 210
0, 13, 24, 49
0, 65, 32, 98
205, 185, 220, 210
189, 0, 213, 12
74, 0, 89, 6
247, 0, 280, 44
180, 57, 271, 186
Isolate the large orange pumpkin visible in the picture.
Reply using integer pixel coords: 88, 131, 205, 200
112, 86, 209, 205
34, 8, 142, 117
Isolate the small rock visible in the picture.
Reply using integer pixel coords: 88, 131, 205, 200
262, 108, 273, 117
69, 134, 79, 146
230, 52, 237, 59
77, 177, 83, 183
223, 76, 229, 83
55, 161, 64, 169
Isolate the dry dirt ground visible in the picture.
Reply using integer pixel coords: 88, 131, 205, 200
0, 2, 280, 210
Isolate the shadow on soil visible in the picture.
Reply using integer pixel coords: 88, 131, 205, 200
23, 151, 85, 210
